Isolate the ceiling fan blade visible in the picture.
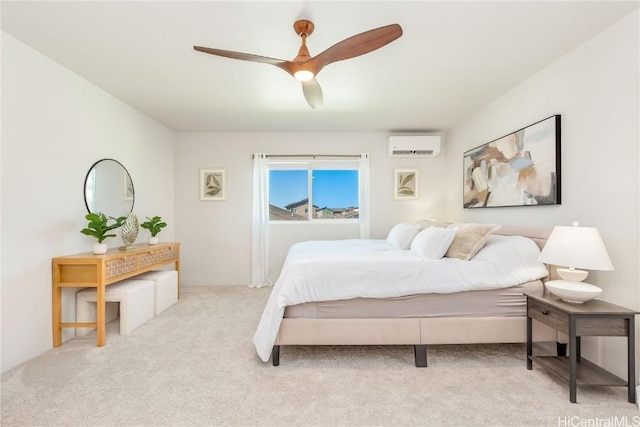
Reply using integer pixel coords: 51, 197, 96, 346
193, 46, 295, 72
302, 78, 323, 109
194, 21, 400, 108
306, 24, 403, 75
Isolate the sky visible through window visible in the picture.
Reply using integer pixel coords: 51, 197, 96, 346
270, 170, 359, 209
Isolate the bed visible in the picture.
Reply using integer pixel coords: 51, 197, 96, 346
253, 223, 560, 366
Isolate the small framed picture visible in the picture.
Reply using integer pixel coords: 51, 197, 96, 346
200, 168, 226, 201
123, 171, 134, 201
394, 168, 418, 200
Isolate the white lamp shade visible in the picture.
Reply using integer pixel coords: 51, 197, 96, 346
538, 225, 614, 271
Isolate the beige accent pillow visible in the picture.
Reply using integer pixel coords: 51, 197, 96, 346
445, 223, 501, 260
414, 219, 451, 230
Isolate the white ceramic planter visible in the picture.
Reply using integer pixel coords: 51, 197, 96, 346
148, 236, 159, 245
93, 242, 108, 254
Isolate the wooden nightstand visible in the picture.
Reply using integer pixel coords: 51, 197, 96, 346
524, 289, 637, 404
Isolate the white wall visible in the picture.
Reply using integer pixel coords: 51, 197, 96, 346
174, 132, 446, 285
1, 33, 176, 373
442, 11, 639, 379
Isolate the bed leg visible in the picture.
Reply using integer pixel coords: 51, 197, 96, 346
556, 342, 567, 357
272, 345, 280, 366
414, 345, 427, 367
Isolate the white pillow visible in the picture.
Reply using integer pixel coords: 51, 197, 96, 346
386, 223, 421, 250
410, 227, 456, 259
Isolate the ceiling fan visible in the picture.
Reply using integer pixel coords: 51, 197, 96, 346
193, 20, 403, 108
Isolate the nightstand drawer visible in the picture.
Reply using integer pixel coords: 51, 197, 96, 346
528, 298, 568, 333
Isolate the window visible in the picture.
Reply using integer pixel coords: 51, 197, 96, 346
269, 160, 360, 222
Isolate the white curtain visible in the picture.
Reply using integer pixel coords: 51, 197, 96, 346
250, 153, 272, 288
358, 153, 371, 239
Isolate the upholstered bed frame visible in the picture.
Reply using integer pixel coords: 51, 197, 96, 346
272, 225, 560, 367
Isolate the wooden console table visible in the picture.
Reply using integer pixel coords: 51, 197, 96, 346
52, 242, 180, 347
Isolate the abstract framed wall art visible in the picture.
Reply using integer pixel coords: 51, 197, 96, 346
394, 168, 418, 200
463, 115, 561, 208
200, 168, 226, 201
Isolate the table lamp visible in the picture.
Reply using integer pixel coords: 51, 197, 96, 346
538, 222, 614, 303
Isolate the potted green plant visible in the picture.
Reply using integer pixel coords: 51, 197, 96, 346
80, 213, 127, 254
140, 216, 167, 245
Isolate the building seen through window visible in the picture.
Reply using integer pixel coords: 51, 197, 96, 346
269, 169, 359, 221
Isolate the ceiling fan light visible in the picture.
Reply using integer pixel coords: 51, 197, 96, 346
294, 70, 314, 81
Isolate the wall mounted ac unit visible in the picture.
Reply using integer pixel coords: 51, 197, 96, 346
388, 135, 441, 158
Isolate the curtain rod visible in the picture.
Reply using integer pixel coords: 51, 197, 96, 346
252, 154, 363, 159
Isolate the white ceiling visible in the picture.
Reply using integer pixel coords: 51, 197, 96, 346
2, 1, 638, 132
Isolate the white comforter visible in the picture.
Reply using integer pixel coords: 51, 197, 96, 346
253, 235, 548, 362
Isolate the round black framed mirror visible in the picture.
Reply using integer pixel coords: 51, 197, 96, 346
83, 159, 135, 218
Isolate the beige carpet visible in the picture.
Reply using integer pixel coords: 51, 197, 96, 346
2, 286, 637, 427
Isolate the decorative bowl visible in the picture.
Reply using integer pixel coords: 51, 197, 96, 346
545, 280, 602, 303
